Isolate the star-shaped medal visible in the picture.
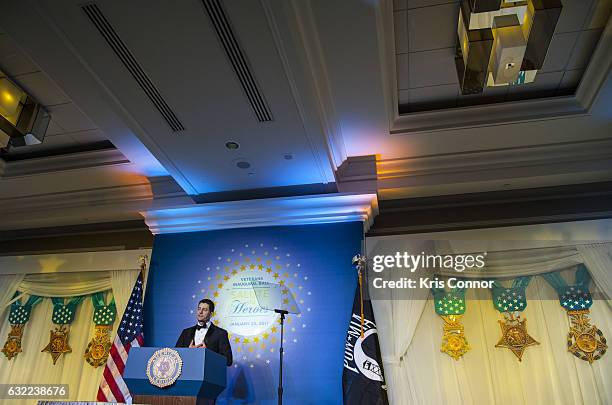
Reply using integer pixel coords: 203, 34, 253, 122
495, 318, 539, 361
42, 325, 72, 365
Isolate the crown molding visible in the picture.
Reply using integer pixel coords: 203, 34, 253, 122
377, 138, 612, 194
378, 138, 612, 178
0, 148, 129, 178
141, 192, 378, 234
336, 155, 378, 193
379, 0, 612, 135
0, 175, 191, 231
1, 171, 377, 234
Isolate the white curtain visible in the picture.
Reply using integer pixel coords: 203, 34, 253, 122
0, 263, 143, 405
369, 241, 612, 405
0, 274, 25, 323
110, 269, 140, 316
368, 239, 432, 405
577, 244, 612, 302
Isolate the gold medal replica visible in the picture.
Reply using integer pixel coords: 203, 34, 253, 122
492, 282, 538, 361
440, 315, 470, 360
1, 325, 25, 360
544, 266, 607, 364
85, 325, 113, 367
567, 310, 607, 364
434, 288, 469, 360
2, 296, 41, 360
42, 325, 72, 365
495, 313, 539, 361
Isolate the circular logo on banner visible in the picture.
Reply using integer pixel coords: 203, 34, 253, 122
193, 242, 312, 369
146, 348, 183, 388
217, 270, 278, 337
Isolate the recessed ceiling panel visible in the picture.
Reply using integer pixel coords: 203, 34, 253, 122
394, 0, 610, 113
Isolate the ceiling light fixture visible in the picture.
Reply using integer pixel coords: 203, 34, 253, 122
455, 0, 562, 95
225, 141, 240, 150
0, 69, 50, 151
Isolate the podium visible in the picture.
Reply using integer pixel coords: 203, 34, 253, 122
124, 347, 227, 405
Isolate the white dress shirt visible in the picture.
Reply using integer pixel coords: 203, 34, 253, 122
194, 320, 211, 346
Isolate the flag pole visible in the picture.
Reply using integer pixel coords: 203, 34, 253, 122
138, 255, 148, 278
352, 254, 366, 339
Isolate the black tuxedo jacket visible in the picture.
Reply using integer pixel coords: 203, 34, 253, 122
175, 323, 233, 366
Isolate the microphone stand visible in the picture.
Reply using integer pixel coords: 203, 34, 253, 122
274, 308, 289, 405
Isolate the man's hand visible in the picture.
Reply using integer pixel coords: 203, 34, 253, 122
189, 339, 206, 348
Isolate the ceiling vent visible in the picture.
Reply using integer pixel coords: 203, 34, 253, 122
82, 3, 185, 132
201, 0, 273, 122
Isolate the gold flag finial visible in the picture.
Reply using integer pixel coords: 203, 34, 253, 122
352, 254, 366, 338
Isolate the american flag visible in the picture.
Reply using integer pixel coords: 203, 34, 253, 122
97, 273, 144, 404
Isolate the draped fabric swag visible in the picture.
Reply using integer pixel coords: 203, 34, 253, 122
0, 250, 147, 405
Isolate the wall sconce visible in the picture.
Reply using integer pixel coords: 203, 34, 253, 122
0, 69, 50, 151
456, 0, 562, 95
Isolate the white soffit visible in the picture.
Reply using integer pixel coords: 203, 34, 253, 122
141, 193, 378, 234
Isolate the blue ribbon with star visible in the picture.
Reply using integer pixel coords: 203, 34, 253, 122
432, 287, 466, 316
491, 276, 531, 313
8, 293, 43, 325
542, 264, 593, 311
51, 296, 85, 325
91, 292, 116, 326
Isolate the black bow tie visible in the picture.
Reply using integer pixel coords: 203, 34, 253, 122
195, 324, 208, 331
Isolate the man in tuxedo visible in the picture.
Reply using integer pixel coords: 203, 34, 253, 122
175, 298, 233, 366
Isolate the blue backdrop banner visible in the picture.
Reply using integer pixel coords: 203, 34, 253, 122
144, 222, 363, 404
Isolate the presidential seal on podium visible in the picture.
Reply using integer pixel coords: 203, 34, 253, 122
146, 347, 183, 388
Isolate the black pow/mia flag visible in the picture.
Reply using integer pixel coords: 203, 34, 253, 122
342, 271, 389, 405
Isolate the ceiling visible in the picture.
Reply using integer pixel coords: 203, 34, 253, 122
0, 32, 112, 159
0, 0, 610, 233
394, 0, 611, 112
9, 0, 337, 194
